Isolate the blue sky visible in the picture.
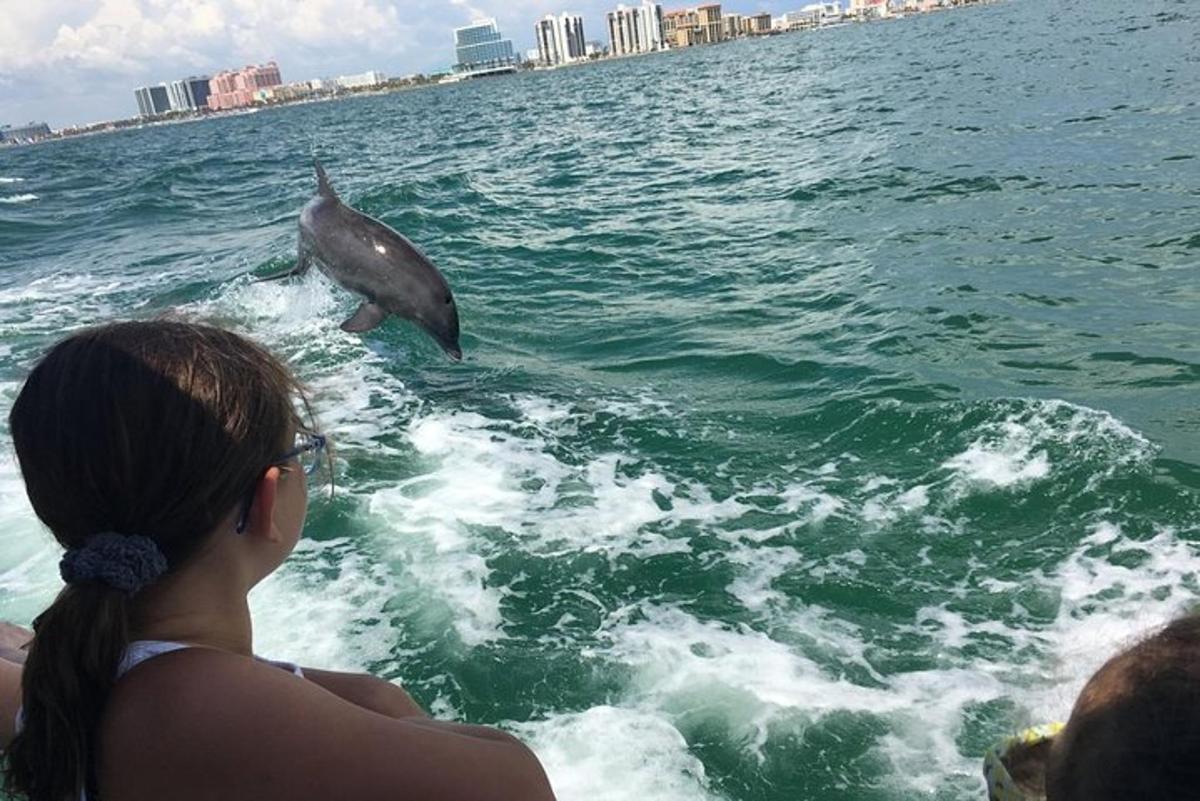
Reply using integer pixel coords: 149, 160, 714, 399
0, 0, 804, 129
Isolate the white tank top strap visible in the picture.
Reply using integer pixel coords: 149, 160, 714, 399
118, 640, 190, 676
120, 639, 304, 678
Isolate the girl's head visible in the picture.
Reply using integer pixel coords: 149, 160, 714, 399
1044, 613, 1200, 800
990, 614, 1200, 801
4, 320, 315, 801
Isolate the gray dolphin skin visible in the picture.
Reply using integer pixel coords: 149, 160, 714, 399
259, 161, 462, 360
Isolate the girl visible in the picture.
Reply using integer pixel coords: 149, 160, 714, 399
2, 321, 555, 801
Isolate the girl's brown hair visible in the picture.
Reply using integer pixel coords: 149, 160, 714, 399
3, 321, 308, 801
1046, 614, 1200, 800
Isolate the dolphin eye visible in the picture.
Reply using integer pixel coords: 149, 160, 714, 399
445, 295, 452, 305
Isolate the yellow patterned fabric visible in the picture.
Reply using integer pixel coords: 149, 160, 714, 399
982, 723, 1064, 801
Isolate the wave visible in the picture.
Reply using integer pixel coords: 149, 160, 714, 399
0, 177, 24, 183
0, 194, 37, 204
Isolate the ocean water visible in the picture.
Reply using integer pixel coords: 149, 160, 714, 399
1, 0, 1198, 798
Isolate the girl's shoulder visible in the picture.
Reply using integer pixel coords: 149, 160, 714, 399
98, 647, 553, 801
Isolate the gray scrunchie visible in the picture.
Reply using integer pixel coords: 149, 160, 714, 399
59, 532, 168, 595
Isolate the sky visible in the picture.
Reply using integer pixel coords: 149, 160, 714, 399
0, 0, 801, 129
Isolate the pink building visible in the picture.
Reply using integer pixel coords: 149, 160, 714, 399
207, 62, 283, 111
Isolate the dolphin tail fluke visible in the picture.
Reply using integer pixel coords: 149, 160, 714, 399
255, 239, 312, 283
254, 259, 308, 282
314, 159, 336, 199
341, 301, 387, 333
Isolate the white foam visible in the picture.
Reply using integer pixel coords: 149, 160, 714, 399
861, 483, 930, 524
513, 706, 718, 801
0, 450, 62, 624
543, 457, 747, 556
942, 399, 1154, 493
0, 177, 24, 183
876, 669, 1008, 796
775, 481, 844, 523
0, 194, 37, 204
592, 600, 1016, 793
942, 424, 1051, 488
249, 537, 397, 669
513, 395, 576, 431
1081, 520, 1122, 547
1035, 526, 1200, 714
366, 409, 565, 645
726, 545, 808, 611
597, 605, 902, 752
367, 397, 746, 641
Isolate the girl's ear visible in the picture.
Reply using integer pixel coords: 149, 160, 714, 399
245, 467, 282, 542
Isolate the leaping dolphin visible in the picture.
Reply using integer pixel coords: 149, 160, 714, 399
258, 161, 462, 360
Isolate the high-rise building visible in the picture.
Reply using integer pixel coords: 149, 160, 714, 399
745, 12, 773, 34
165, 76, 212, 111
606, 1, 665, 57
535, 16, 562, 65
662, 9, 692, 44
696, 4, 723, 43
847, 0, 888, 17
166, 80, 192, 112
453, 19, 517, 77
134, 85, 173, 117
134, 87, 152, 117
207, 63, 282, 110
535, 13, 587, 66
186, 77, 212, 111
722, 13, 743, 38
562, 14, 587, 61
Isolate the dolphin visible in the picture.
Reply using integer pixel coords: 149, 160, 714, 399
259, 161, 462, 360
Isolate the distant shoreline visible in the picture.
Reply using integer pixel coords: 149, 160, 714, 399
1, 0, 1001, 151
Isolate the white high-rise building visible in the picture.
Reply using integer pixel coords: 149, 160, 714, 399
453, 18, 517, 77
606, 1, 665, 57
562, 14, 586, 60
535, 13, 588, 66
166, 80, 192, 112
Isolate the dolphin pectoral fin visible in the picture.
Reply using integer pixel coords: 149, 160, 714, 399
341, 301, 388, 333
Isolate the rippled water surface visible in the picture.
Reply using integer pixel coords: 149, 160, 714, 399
1, 1, 1198, 798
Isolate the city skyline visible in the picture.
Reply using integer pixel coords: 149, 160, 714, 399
1, 0, 841, 130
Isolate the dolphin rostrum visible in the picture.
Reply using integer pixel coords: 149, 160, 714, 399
259, 161, 462, 360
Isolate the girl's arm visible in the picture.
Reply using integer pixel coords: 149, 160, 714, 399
101, 649, 557, 801
0, 623, 31, 749
299, 667, 428, 718
0, 656, 21, 749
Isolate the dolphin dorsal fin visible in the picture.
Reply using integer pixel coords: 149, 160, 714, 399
314, 159, 337, 199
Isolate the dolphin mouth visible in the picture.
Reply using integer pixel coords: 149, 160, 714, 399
444, 345, 463, 362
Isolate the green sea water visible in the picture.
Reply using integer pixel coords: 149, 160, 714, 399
1, 0, 1198, 798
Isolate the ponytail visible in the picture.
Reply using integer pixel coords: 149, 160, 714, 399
8, 587, 130, 800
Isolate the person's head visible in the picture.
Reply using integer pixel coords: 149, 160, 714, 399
1043, 613, 1200, 800
3, 320, 319, 801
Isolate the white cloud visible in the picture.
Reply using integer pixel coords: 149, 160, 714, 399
0, 0, 422, 77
